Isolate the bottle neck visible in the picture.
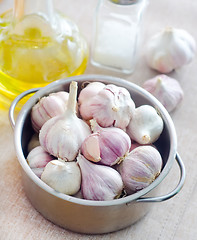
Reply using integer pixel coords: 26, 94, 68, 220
13, 0, 55, 23
12, 0, 56, 37
109, 0, 143, 5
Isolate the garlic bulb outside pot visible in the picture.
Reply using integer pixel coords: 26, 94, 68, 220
26, 146, 55, 178
118, 146, 162, 194
77, 153, 124, 201
145, 27, 196, 73
81, 119, 131, 166
126, 105, 164, 144
39, 81, 91, 161
41, 159, 81, 195
143, 74, 184, 112
79, 84, 135, 129
31, 91, 70, 132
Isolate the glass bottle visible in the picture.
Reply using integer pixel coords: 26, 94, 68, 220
0, 0, 88, 109
91, 0, 148, 74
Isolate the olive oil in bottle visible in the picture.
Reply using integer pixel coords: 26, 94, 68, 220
0, 0, 88, 109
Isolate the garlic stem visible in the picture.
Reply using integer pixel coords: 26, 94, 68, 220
67, 81, 78, 114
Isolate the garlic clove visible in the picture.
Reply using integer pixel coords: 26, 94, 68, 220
26, 146, 54, 177
31, 91, 70, 132
81, 119, 131, 166
39, 81, 91, 161
118, 145, 162, 194
81, 132, 101, 162
41, 159, 81, 195
126, 105, 164, 144
79, 84, 135, 129
145, 27, 196, 73
77, 153, 124, 201
143, 74, 184, 112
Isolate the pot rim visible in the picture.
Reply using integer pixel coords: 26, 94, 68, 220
14, 74, 177, 206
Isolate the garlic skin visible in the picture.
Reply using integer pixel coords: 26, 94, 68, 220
31, 91, 69, 132
126, 105, 163, 144
78, 82, 105, 104
26, 146, 54, 178
79, 84, 135, 129
81, 119, 131, 166
118, 146, 162, 194
41, 159, 81, 195
143, 74, 184, 112
146, 27, 196, 73
77, 153, 124, 201
39, 81, 91, 161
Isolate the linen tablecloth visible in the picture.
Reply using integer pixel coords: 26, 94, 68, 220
0, 0, 196, 239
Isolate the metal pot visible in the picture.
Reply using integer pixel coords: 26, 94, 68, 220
9, 75, 185, 234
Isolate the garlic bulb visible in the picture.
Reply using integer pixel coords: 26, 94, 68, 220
143, 74, 184, 112
41, 159, 81, 195
77, 153, 123, 201
79, 84, 135, 129
81, 119, 131, 166
78, 82, 105, 104
145, 27, 196, 73
31, 91, 70, 132
118, 146, 162, 194
39, 81, 91, 161
126, 105, 163, 144
26, 146, 54, 178
27, 133, 40, 153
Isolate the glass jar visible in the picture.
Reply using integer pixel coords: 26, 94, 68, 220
0, 0, 88, 109
91, 0, 148, 74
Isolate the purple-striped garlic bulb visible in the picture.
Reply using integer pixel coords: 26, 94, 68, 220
77, 153, 123, 201
118, 145, 162, 194
26, 146, 54, 178
143, 74, 184, 113
41, 159, 81, 195
81, 119, 131, 166
39, 81, 91, 161
79, 84, 135, 130
126, 105, 163, 144
31, 91, 71, 132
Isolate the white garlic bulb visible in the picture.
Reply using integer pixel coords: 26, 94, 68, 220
39, 81, 91, 161
26, 146, 54, 178
81, 119, 131, 166
79, 84, 135, 130
118, 146, 162, 194
31, 91, 69, 132
41, 159, 81, 195
145, 27, 196, 73
126, 105, 163, 144
143, 74, 184, 112
77, 153, 123, 201
78, 82, 105, 104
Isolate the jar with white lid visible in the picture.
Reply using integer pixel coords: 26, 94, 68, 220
91, 0, 148, 74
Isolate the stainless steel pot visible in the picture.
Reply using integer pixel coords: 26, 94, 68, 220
9, 75, 185, 234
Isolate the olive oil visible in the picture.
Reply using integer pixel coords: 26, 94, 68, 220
0, 8, 88, 110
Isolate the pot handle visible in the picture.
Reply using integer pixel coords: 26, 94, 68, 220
9, 88, 40, 129
136, 153, 185, 202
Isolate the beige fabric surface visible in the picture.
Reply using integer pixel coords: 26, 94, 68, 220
0, 0, 197, 239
